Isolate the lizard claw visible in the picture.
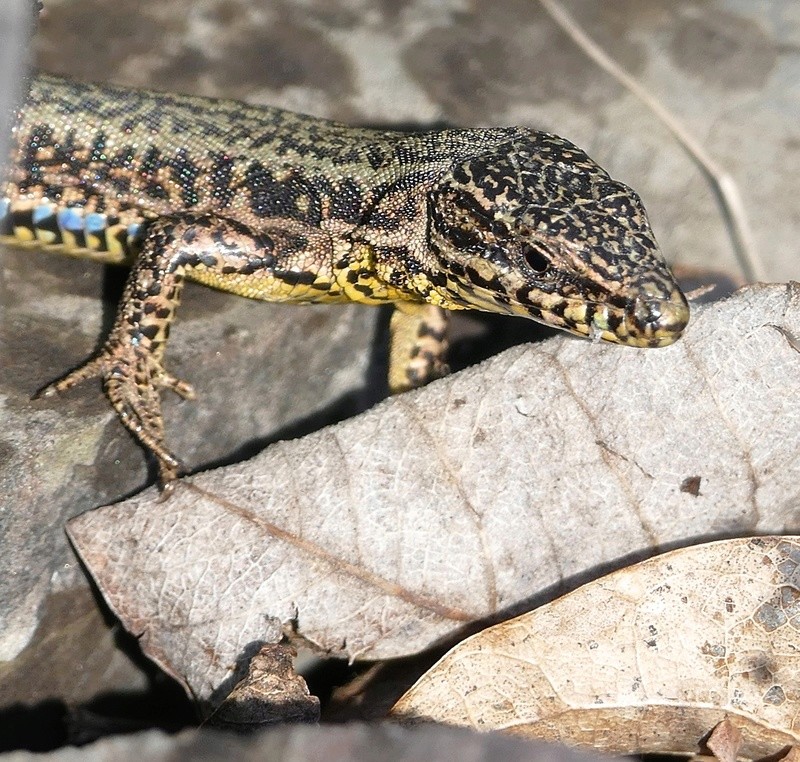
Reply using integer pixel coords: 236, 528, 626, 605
157, 371, 196, 400
33, 353, 109, 399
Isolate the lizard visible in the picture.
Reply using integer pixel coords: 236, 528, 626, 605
1, 74, 690, 489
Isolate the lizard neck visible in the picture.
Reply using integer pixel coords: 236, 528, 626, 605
328, 239, 420, 306
371, 242, 468, 311
355, 173, 468, 312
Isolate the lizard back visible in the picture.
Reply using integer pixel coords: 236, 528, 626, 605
2, 74, 521, 268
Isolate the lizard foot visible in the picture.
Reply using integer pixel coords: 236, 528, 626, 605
34, 339, 194, 487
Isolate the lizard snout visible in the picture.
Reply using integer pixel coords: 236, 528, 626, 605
622, 290, 690, 347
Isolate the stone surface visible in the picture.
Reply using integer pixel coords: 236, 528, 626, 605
1, 0, 796, 749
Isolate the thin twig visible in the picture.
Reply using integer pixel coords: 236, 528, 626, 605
537, 0, 765, 283
683, 283, 717, 301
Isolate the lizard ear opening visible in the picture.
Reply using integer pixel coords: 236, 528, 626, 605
428, 184, 502, 255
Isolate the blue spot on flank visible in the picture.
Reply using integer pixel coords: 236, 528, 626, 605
0, 199, 10, 236
57, 207, 84, 232
85, 212, 106, 234
127, 222, 142, 241
33, 203, 56, 225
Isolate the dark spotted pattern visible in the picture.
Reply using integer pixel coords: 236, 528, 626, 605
410, 130, 689, 347
3, 75, 688, 487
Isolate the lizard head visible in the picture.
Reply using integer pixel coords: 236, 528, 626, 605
422, 131, 689, 347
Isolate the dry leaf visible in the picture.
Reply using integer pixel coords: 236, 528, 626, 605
705, 718, 743, 762
66, 283, 800, 705
205, 644, 319, 729
390, 537, 800, 760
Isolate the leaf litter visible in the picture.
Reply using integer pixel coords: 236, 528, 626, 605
66, 283, 800, 715
391, 537, 800, 760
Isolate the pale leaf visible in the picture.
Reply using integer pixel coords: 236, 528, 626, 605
391, 537, 800, 760
66, 283, 800, 705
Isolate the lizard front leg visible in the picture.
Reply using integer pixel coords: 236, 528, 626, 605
36, 213, 277, 488
388, 302, 450, 393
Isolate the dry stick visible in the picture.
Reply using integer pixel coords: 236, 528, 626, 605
537, 0, 765, 283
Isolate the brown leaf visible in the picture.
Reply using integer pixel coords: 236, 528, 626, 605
705, 718, 743, 762
390, 537, 800, 760
66, 283, 800, 705
205, 644, 319, 729
771, 747, 800, 762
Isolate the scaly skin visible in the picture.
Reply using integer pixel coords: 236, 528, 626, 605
2, 74, 689, 487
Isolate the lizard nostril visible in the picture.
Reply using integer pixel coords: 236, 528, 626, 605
631, 291, 690, 345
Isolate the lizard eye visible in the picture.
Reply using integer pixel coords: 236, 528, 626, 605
520, 242, 551, 274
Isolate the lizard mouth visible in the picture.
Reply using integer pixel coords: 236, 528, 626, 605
430, 267, 691, 348
497, 283, 690, 348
